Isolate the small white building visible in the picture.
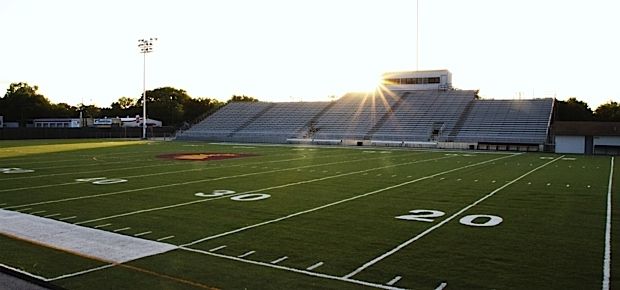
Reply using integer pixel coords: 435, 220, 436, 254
119, 116, 162, 128
33, 118, 81, 128
382, 69, 452, 91
554, 121, 620, 155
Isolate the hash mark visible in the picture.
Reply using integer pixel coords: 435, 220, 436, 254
113, 227, 130, 232
59, 216, 77, 221
44, 213, 61, 218
134, 231, 152, 237
156, 235, 175, 241
435, 282, 447, 290
270, 256, 288, 264
306, 261, 323, 271
387, 276, 402, 285
94, 223, 112, 228
238, 251, 256, 258
16, 208, 32, 212
30, 210, 46, 215
209, 245, 227, 252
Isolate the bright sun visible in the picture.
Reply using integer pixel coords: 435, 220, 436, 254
342, 71, 384, 93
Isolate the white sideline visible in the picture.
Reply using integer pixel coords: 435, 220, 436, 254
602, 156, 613, 290
181, 153, 518, 247
342, 155, 564, 279
180, 246, 406, 290
0, 262, 51, 282
0, 209, 177, 264
74, 155, 454, 226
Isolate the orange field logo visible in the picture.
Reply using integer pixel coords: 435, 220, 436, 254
157, 152, 257, 161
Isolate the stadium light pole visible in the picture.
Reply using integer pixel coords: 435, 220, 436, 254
138, 37, 157, 139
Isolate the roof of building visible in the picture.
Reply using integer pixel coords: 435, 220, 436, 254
552, 121, 620, 136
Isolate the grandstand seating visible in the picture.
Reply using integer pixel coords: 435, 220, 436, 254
451, 98, 553, 144
311, 91, 401, 140
370, 90, 476, 141
177, 90, 554, 147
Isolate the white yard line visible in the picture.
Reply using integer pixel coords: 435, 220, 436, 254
0, 161, 182, 181
435, 282, 448, 290
43, 213, 60, 218
602, 156, 613, 290
29, 210, 46, 215
306, 262, 324, 271
74, 155, 454, 226
47, 264, 116, 282
113, 227, 131, 232
5, 152, 401, 209
342, 155, 564, 279
181, 154, 517, 247
0, 262, 51, 282
180, 247, 406, 290
0, 148, 369, 189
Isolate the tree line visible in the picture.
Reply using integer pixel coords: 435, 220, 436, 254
0, 83, 258, 127
555, 98, 620, 122
1, 82, 618, 127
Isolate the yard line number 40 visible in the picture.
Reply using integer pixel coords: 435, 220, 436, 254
396, 209, 503, 227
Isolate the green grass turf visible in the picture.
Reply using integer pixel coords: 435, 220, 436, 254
0, 139, 615, 289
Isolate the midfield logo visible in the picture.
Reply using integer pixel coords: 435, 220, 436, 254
157, 152, 257, 161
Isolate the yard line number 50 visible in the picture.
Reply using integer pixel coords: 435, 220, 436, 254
396, 209, 503, 227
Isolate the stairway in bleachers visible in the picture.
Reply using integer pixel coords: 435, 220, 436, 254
363, 92, 409, 140
446, 99, 475, 140
298, 101, 338, 136
227, 103, 276, 137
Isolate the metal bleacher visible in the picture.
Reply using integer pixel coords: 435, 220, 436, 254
310, 90, 401, 140
370, 90, 476, 141
232, 102, 330, 142
452, 98, 554, 144
177, 90, 554, 146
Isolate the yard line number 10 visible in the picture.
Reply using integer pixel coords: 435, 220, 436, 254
396, 209, 503, 227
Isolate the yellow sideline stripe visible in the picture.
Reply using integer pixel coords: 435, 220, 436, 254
0, 141, 147, 158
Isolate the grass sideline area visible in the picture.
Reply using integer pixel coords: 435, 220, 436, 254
0, 139, 616, 289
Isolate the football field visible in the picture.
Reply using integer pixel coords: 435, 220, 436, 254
0, 139, 617, 289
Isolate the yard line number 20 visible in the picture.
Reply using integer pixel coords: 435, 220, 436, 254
396, 209, 503, 227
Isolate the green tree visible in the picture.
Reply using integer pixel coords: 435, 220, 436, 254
594, 101, 620, 122
0, 82, 55, 126
49, 103, 78, 118
182, 97, 223, 124
78, 103, 101, 118
228, 95, 259, 103
555, 97, 593, 121
136, 87, 190, 126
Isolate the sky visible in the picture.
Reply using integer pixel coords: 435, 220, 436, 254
1, 0, 618, 109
